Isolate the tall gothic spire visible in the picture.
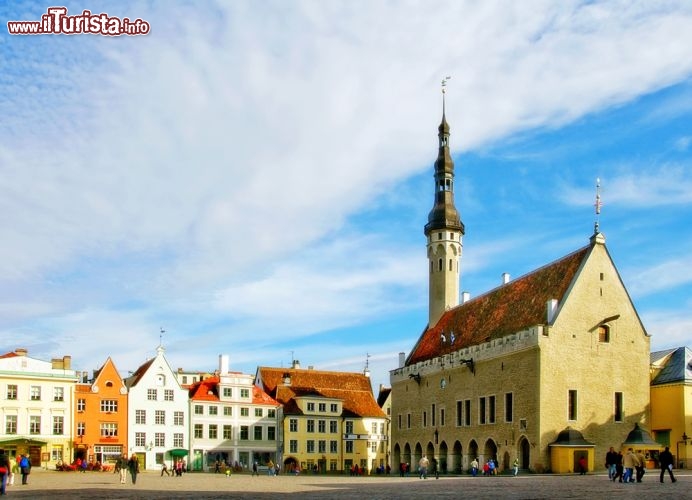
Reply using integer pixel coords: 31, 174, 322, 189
424, 78, 464, 237
425, 80, 465, 327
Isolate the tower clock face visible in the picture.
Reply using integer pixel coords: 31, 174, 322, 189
440, 378, 447, 389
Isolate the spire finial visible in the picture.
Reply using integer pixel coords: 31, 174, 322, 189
159, 326, 165, 347
594, 178, 602, 234
441, 76, 451, 115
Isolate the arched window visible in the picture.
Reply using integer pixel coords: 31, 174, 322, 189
430, 261, 433, 274
598, 325, 610, 343
449, 259, 453, 271
438, 258, 443, 272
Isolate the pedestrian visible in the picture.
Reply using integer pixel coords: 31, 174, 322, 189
161, 462, 170, 477
612, 451, 624, 483
19, 454, 30, 485
0, 450, 10, 496
267, 459, 275, 476
605, 447, 618, 480
623, 448, 637, 483
118, 453, 128, 484
471, 458, 479, 477
418, 456, 429, 479
513, 457, 519, 476
578, 455, 587, 475
127, 453, 140, 485
635, 450, 646, 482
252, 461, 258, 476
658, 446, 677, 483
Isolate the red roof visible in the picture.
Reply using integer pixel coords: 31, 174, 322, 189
407, 244, 590, 365
189, 376, 278, 406
257, 367, 385, 418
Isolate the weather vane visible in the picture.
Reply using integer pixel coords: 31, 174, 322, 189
159, 327, 165, 346
441, 76, 451, 114
441, 76, 451, 93
594, 178, 602, 234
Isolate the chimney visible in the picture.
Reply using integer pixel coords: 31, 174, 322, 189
15, 348, 27, 356
292, 359, 301, 369
461, 291, 470, 304
219, 354, 229, 375
546, 299, 558, 324
502, 273, 510, 285
63, 355, 71, 370
282, 372, 291, 386
398, 352, 405, 368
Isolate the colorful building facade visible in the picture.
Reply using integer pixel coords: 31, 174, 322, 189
73, 357, 128, 465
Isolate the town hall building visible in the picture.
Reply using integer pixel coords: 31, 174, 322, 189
389, 95, 651, 474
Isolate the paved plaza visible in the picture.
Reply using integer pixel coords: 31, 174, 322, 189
2, 468, 690, 499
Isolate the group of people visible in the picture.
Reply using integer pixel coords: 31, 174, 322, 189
112, 453, 141, 484
158, 458, 187, 477
469, 457, 499, 476
605, 446, 677, 484
0, 453, 32, 494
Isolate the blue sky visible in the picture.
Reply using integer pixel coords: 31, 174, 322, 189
1, 1, 692, 392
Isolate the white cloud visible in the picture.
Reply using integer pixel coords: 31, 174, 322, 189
2, 1, 692, 373
627, 256, 692, 298
641, 309, 692, 351
559, 166, 692, 208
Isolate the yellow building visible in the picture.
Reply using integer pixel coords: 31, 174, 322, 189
256, 361, 387, 474
390, 104, 651, 474
650, 346, 691, 468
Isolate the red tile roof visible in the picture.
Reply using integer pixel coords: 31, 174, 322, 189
189, 376, 279, 406
257, 367, 385, 418
189, 377, 219, 401
407, 245, 591, 365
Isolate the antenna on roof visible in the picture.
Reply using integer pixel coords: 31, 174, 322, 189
594, 178, 602, 235
364, 353, 371, 377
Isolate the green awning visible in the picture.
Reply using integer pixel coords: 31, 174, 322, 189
0, 437, 47, 446
168, 448, 189, 457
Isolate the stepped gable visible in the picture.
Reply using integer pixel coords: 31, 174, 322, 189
407, 245, 590, 365
258, 367, 385, 418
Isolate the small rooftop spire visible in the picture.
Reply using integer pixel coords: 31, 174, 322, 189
594, 178, 602, 235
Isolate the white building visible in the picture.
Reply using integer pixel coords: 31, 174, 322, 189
188, 354, 280, 471
0, 348, 77, 467
124, 345, 189, 470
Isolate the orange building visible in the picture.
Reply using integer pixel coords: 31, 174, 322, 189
73, 357, 128, 466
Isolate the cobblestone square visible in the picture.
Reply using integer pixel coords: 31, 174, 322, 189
3, 469, 689, 499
